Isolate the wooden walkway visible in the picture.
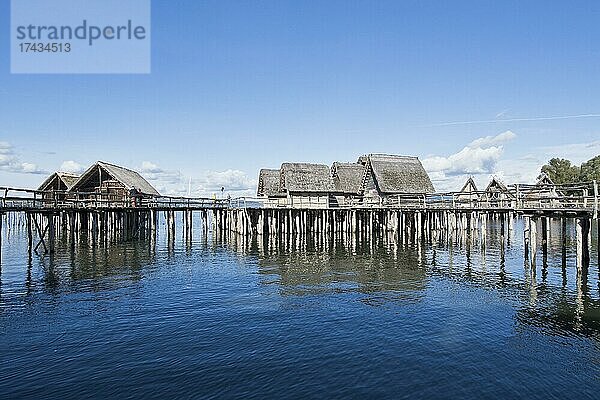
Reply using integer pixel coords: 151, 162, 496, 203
0, 182, 598, 269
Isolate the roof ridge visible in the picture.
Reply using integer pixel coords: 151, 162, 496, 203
367, 153, 419, 159
56, 171, 80, 176
97, 160, 140, 174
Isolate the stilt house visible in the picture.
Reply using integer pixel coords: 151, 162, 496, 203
357, 154, 435, 205
455, 177, 479, 207
69, 161, 160, 205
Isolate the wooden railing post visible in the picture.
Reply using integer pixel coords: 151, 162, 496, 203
594, 180, 598, 219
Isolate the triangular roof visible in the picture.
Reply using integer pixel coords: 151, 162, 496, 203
70, 161, 160, 196
257, 169, 284, 197
280, 163, 334, 193
358, 154, 435, 194
331, 162, 366, 195
536, 172, 555, 186
38, 172, 80, 191
485, 176, 508, 192
459, 177, 478, 193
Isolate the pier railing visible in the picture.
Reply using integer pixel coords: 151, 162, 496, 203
0, 187, 229, 211
0, 180, 597, 216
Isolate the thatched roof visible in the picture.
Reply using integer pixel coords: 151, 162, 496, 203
331, 162, 366, 195
280, 163, 334, 194
70, 161, 160, 196
459, 177, 478, 193
257, 169, 284, 197
359, 154, 435, 194
38, 172, 80, 191
485, 177, 508, 192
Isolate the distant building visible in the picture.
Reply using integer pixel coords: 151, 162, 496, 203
38, 171, 80, 192
256, 153, 435, 208
331, 162, 366, 206
455, 177, 478, 207
279, 163, 333, 208
358, 154, 435, 204
484, 177, 514, 207
528, 172, 559, 206
536, 172, 555, 186
38, 172, 81, 201
69, 161, 160, 204
257, 168, 286, 206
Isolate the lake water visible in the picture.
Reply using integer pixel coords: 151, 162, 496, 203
1, 216, 599, 399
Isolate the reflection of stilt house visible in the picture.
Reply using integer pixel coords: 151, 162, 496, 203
38, 172, 80, 200
331, 162, 366, 207
484, 177, 514, 207
358, 154, 435, 205
69, 161, 160, 205
455, 177, 479, 207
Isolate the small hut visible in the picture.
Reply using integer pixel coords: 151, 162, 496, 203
257, 169, 286, 206
527, 172, 559, 207
330, 162, 366, 206
69, 161, 160, 205
358, 154, 434, 204
484, 176, 514, 207
536, 173, 554, 186
455, 177, 479, 207
38, 172, 80, 201
279, 163, 333, 208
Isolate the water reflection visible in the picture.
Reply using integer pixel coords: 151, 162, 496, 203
1, 218, 599, 339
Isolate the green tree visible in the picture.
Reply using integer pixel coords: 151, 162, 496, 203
539, 158, 580, 184
580, 155, 600, 182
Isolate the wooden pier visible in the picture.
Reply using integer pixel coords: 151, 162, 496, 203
0, 181, 598, 270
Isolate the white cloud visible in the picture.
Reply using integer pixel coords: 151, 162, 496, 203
422, 131, 516, 191
537, 140, 600, 164
422, 130, 600, 192
467, 130, 516, 149
197, 169, 256, 196
0, 141, 46, 175
138, 161, 256, 197
59, 160, 86, 173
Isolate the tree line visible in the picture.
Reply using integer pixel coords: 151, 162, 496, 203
539, 155, 600, 184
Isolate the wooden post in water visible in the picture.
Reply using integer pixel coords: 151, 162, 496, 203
523, 216, 530, 261
561, 217, 567, 267
0, 213, 3, 266
541, 216, 548, 257
576, 217, 591, 269
47, 213, 55, 254
530, 217, 537, 267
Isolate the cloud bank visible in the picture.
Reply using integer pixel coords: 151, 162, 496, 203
139, 161, 256, 197
0, 141, 46, 175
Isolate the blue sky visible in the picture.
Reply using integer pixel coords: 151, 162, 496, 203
1, 0, 600, 195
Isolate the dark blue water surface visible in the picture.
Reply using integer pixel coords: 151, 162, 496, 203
1, 216, 599, 399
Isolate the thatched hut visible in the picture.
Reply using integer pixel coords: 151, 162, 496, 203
331, 162, 366, 206
526, 172, 559, 206
38, 172, 80, 192
279, 163, 333, 208
257, 169, 286, 206
69, 161, 159, 205
536, 173, 554, 186
484, 176, 514, 207
256, 154, 436, 208
455, 177, 479, 207
357, 154, 434, 204
38, 172, 80, 201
